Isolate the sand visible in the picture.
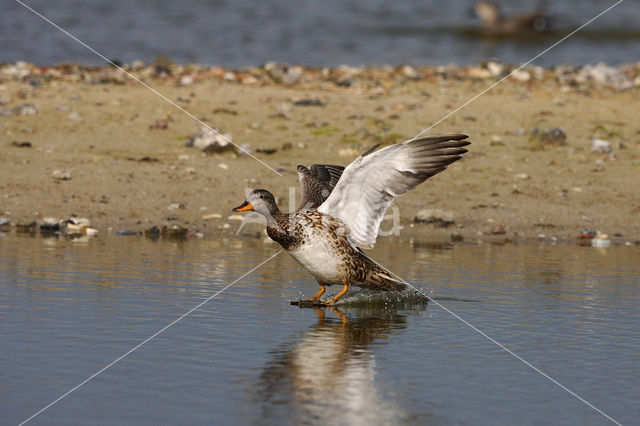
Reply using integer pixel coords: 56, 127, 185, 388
1, 62, 639, 244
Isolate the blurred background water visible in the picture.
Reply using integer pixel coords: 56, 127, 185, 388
2, 0, 640, 67
1, 235, 639, 424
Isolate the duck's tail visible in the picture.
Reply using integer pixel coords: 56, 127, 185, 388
357, 249, 408, 291
363, 266, 408, 291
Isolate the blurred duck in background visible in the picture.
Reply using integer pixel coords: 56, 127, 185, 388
474, 1, 550, 34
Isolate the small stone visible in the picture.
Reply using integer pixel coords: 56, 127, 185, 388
218, 163, 229, 170
414, 209, 455, 227
529, 128, 567, 149
162, 224, 189, 239
52, 170, 72, 180
490, 225, 506, 235
293, 98, 324, 107
222, 223, 231, 230
85, 228, 99, 237
0, 217, 10, 232
264, 62, 303, 86
591, 233, 611, 248
187, 126, 234, 153
16, 220, 37, 233
202, 213, 222, 221
401, 65, 419, 79
227, 214, 244, 221
236, 143, 253, 156
486, 61, 503, 76
510, 69, 530, 82
179, 75, 194, 86
13, 104, 38, 116
10, 141, 32, 148
68, 111, 82, 121
591, 138, 611, 154
450, 233, 464, 242
167, 203, 185, 211
575, 63, 633, 90
515, 173, 530, 180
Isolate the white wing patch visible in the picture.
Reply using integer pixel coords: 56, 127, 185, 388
318, 135, 470, 248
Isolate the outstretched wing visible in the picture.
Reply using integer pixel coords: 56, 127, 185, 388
297, 164, 345, 210
318, 135, 470, 248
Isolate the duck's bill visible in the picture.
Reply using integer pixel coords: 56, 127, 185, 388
232, 201, 254, 212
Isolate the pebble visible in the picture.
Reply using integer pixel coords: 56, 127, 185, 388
227, 214, 244, 221
16, 220, 37, 233
52, 169, 72, 180
529, 128, 567, 149
591, 138, 611, 154
187, 126, 234, 153
264, 62, 303, 86
490, 225, 506, 235
14, 103, 38, 116
414, 209, 455, 227
10, 141, 32, 148
401, 65, 419, 79
514, 173, 530, 180
85, 228, 99, 237
167, 203, 185, 211
202, 213, 222, 221
218, 163, 229, 170
575, 63, 633, 90
510, 69, 530, 82
0, 217, 10, 231
591, 233, 611, 248
179, 75, 194, 86
237, 143, 253, 156
68, 111, 82, 121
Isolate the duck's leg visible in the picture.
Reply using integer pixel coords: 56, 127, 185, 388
322, 282, 350, 306
290, 284, 326, 306
308, 285, 326, 302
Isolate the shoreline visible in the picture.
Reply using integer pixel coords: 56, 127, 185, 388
1, 61, 639, 246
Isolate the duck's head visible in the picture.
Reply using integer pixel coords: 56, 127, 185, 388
232, 189, 280, 217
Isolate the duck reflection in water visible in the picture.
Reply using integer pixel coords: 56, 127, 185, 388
255, 301, 427, 424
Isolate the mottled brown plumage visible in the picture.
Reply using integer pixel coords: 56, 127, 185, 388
297, 164, 345, 210
233, 134, 471, 305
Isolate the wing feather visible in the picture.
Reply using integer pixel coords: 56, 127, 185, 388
318, 135, 470, 248
297, 164, 345, 210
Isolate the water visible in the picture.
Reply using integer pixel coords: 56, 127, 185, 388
3, 0, 640, 68
1, 234, 639, 424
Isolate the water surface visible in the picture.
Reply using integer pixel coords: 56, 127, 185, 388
1, 234, 639, 424
3, 0, 640, 67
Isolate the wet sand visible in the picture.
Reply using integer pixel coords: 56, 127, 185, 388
1, 62, 639, 244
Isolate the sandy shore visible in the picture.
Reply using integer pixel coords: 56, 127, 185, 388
1, 61, 639, 244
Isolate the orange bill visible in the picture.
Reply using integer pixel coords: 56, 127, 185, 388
232, 201, 254, 212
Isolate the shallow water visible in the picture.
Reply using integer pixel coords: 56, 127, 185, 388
3, 0, 640, 67
1, 234, 639, 425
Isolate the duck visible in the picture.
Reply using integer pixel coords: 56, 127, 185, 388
474, 1, 549, 34
233, 134, 470, 306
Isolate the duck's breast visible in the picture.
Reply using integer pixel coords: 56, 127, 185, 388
287, 218, 347, 284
